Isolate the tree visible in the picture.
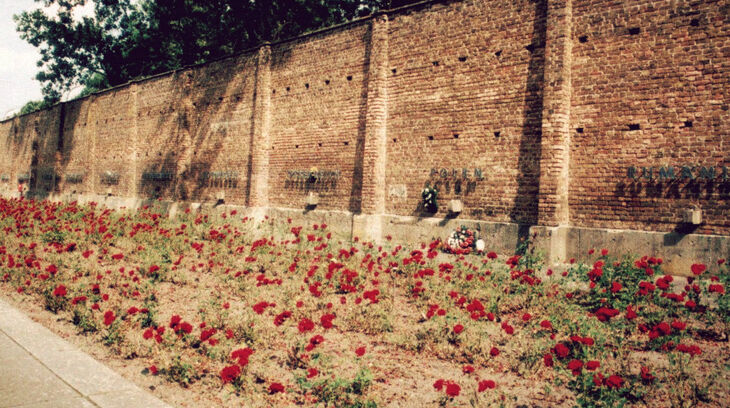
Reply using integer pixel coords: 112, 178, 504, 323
15, 0, 418, 104
19, 99, 54, 115
14, 0, 148, 104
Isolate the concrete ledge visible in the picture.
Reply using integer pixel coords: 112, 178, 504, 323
563, 225, 730, 276
0, 298, 171, 408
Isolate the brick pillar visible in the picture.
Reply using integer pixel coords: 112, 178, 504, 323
538, 0, 572, 227
249, 44, 272, 208
360, 14, 389, 215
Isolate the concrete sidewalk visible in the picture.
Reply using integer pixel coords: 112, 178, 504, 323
0, 298, 171, 408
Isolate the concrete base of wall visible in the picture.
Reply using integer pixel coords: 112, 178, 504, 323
12, 192, 729, 276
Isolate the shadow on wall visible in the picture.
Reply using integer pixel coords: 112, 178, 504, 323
510, 0, 547, 228
348, 22, 373, 214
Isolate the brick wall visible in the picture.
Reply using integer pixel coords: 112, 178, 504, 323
385, 0, 547, 224
0, 0, 727, 236
570, 0, 730, 234
268, 24, 371, 211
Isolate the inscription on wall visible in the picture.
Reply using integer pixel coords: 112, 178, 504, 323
199, 171, 239, 188
627, 165, 729, 181
285, 169, 340, 192
427, 168, 484, 196
619, 165, 730, 200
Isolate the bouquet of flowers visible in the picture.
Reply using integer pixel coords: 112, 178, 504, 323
444, 225, 480, 255
421, 186, 438, 213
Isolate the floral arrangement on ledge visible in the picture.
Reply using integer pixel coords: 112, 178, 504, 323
421, 185, 438, 213
444, 225, 484, 255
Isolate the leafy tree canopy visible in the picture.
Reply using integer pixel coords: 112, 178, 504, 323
15, 0, 417, 105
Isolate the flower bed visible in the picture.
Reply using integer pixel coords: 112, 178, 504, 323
0, 197, 728, 407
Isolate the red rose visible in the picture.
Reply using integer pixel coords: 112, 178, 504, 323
478, 380, 496, 392
605, 375, 624, 388
585, 361, 600, 371
445, 382, 460, 397
53, 284, 67, 297
220, 365, 241, 384
103, 310, 116, 326
298, 318, 315, 333
490, 347, 500, 357
355, 346, 366, 357
269, 382, 285, 394
690, 263, 706, 275
453, 324, 464, 334
320, 313, 336, 329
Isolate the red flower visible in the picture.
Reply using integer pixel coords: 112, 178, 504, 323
111, 253, 124, 260
453, 324, 464, 334
671, 320, 686, 331
640, 366, 655, 382
462, 365, 475, 374
625, 305, 638, 320
169, 315, 182, 328
490, 347, 500, 357
445, 382, 460, 397
690, 263, 706, 275
143, 328, 154, 340
521, 313, 532, 321
269, 382, 285, 394
433, 379, 444, 390
593, 373, 604, 387
231, 348, 254, 366
543, 353, 554, 367
220, 365, 241, 384
610, 281, 622, 293
585, 361, 600, 371
307, 367, 318, 378
320, 313, 336, 329
487, 252, 497, 260
53, 284, 67, 297
355, 346, 366, 357
567, 359, 583, 375
252, 301, 269, 314
478, 380, 496, 392
298, 318, 315, 333
540, 320, 553, 330
553, 343, 570, 359
605, 375, 624, 389
103, 310, 116, 326
149, 365, 158, 375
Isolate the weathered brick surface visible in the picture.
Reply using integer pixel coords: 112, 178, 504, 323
385, 0, 547, 224
268, 23, 370, 212
0, 0, 727, 236
136, 54, 258, 203
569, 0, 730, 234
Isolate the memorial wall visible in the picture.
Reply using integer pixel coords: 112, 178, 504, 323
1, 0, 728, 267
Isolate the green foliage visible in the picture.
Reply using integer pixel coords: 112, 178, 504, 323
20, 99, 54, 115
164, 354, 197, 386
301, 368, 377, 407
41, 228, 66, 244
72, 307, 98, 333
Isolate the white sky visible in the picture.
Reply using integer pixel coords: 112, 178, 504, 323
0, 0, 93, 119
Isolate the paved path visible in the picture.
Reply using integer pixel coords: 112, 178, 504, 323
0, 298, 171, 408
